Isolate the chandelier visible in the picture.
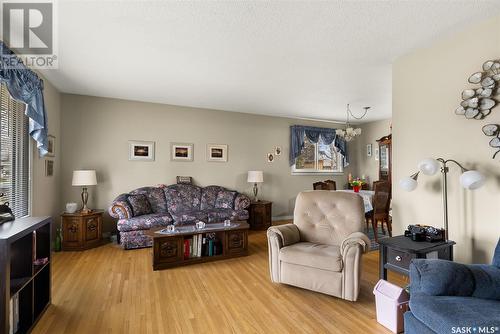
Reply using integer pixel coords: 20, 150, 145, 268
336, 104, 370, 142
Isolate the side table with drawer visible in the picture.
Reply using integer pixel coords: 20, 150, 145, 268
61, 210, 104, 251
248, 200, 272, 230
378, 235, 455, 280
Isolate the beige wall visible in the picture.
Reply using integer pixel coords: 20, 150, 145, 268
60, 94, 357, 232
351, 119, 392, 186
393, 15, 500, 263
32, 77, 61, 222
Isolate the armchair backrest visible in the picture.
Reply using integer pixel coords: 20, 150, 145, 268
293, 191, 365, 246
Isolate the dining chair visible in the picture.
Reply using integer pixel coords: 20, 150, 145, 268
324, 179, 337, 190
313, 181, 336, 190
365, 181, 391, 242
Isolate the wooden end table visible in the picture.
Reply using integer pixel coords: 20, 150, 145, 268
248, 200, 272, 230
145, 221, 249, 270
60, 210, 104, 251
378, 235, 455, 279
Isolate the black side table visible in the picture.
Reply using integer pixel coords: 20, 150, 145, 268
378, 235, 455, 280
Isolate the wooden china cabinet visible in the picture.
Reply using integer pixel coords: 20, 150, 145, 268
377, 134, 392, 184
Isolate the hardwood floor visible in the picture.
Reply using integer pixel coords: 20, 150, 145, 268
33, 228, 407, 334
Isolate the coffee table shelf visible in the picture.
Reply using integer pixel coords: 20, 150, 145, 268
145, 221, 249, 270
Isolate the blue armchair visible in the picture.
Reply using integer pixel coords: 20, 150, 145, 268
405, 239, 500, 334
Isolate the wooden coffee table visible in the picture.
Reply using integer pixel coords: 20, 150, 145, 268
145, 221, 249, 270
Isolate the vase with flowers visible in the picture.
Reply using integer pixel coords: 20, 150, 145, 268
350, 178, 365, 193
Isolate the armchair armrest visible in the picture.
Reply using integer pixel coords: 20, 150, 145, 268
234, 193, 251, 211
340, 232, 370, 256
411, 259, 500, 300
108, 194, 133, 219
267, 224, 300, 283
267, 224, 300, 247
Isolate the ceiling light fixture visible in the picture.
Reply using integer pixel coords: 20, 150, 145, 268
336, 104, 370, 142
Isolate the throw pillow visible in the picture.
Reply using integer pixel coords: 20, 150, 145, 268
128, 194, 152, 216
215, 190, 237, 209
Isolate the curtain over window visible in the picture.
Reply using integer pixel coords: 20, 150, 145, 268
0, 42, 48, 156
1, 84, 30, 218
289, 125, 348, 167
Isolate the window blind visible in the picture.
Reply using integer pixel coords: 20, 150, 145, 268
0, 83, 30, 218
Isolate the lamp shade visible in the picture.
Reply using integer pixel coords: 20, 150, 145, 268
72, 170, 97, 186
247, 171, 263, 183
418, 158, 440, 176
399, 176, 418, 192
460, 170, 485, 190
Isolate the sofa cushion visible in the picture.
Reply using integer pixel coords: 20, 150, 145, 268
409, 295, 500, 333
215, 190, 237, 209
170, 210, 208, 224
164, 184, 202, 213
146, 187, 168, 213
205, 209, 248, 223
117, 213, 173, 232
201, 186, 224, 210
279, 242, 343, 272
128, 194, 152, 216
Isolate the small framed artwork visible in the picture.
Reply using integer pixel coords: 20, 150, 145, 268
267, 153, 274, 163
275, 146, 282, 156
367, 144, 372, 157
45, 160, 54, 177
129, 140, 155, 161
176, 176, 193, 184
171, 142, 194, 161
46, 135, 55, 157
375, 147, 379, 161
207, 144, 228, 162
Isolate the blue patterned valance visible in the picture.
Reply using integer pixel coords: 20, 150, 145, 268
0, 42, 48, 156
289, 125, 348, 167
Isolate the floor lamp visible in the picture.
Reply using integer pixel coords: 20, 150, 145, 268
399, 158, 485, 240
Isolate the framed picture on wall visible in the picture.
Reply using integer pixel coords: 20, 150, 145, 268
367, 144, 372, 157
171, 142, 194, 161
206, 144, 228, 162
45, 160, 54, 176
129, 140, 155, 161
46, 135, 55, 157
374, 147, 379, 161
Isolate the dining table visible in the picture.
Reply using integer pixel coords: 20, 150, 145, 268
336, 189, 375, 213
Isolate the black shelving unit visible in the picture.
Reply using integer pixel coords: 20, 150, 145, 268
0, 217, 52, 334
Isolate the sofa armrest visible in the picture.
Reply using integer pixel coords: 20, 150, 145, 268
410, 259, 500, 300
341, 232, 370, 255
234, 193, 251, 211
109, 194, 133, 219
267, 224, 300, 247
410, 259, 475, 297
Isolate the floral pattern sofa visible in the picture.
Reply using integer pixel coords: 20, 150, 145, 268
108, 184, 251, 249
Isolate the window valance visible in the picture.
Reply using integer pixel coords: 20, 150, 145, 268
0, 42, 48, 156
289, 125, 348, 167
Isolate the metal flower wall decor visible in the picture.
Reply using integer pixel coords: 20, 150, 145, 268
455, 59, 500, 159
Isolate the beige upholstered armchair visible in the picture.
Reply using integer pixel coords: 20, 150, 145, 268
267, 191, 370, 301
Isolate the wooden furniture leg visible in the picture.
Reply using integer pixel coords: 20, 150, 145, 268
371, 219, 378, 242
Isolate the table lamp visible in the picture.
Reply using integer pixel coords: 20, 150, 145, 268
399, 158, 485, 240
247, 171, 263, 202
72, 170, 97, 213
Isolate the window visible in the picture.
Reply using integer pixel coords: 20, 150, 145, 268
292, 135, 343, 174
0, 84, 30, 218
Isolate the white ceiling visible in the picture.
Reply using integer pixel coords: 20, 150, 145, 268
41, 0, 500, 123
